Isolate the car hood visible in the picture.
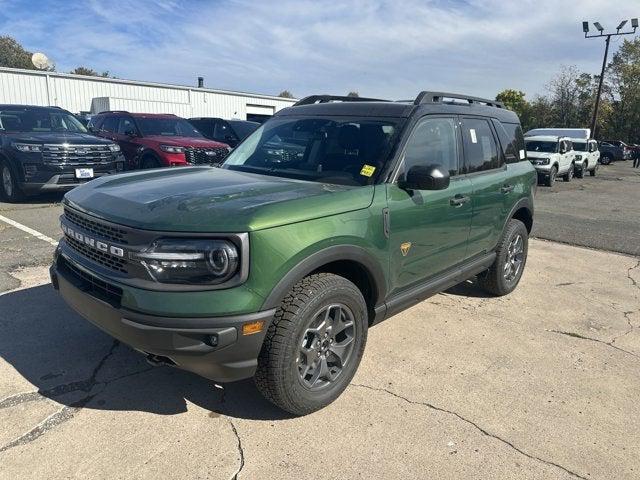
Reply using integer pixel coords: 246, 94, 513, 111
64, 167, 374, 232
526, 152, 554, 159
7, 132, 114, 145
142, 135, 228, 148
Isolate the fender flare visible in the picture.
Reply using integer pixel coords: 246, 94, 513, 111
261, 244, 387, 311
505, 196, 533, 231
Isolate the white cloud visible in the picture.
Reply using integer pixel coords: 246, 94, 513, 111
1, 0, 638, 100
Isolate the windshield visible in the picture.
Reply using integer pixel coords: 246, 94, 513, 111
137, 117, 203, 137
525, 140, 557, 153
572, 141, 587, 152
222, 116, 400, 186
228, 120, 259, 140
0, 108, 87, 133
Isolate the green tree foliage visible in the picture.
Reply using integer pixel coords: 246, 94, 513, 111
0, 36, 40, 70
606, 38, 640, 143
278, 90, 294, 98
70, 66, 111, 78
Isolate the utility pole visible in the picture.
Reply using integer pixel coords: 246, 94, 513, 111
583, 19, 638, 138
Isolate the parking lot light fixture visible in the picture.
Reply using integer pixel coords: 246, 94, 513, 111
583, 19, 638, 137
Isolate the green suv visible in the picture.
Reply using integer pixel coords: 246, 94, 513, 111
51, 92, 535, 415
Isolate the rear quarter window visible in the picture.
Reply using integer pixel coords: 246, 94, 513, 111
493, 120, 526, 163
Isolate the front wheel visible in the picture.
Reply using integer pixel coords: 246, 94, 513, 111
545, 166, 557, 187
575, 162, 585, 178
562, 163, 574, 182
476, 219, 528, 296
255, 273, 368, 415
0, 161, 25, 202
590, 163, 598, 176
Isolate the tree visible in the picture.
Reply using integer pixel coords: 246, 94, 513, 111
496, 89, 528, 115
70, 67, 111, 78
546, 65, 582, 128
606, 38, 640, 143
347, 91, 359, 97
278, 90, 294, 99
0, 36, 41, 70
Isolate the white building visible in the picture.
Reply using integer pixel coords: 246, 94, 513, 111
0, 66, 296, 122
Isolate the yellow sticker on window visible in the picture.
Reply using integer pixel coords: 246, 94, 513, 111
360, 164, 376, 177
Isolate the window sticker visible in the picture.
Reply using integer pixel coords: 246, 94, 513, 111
519, 149, 525, 159
360, 164, 376, 177
470, 129, 477, 144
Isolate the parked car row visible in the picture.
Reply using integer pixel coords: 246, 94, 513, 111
0, 104, 259, 201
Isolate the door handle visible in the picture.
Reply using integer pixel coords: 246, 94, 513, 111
449, 194, 470, 207
500, 184, 515, 194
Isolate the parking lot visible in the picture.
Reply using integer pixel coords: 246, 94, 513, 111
1, 162, 639, 479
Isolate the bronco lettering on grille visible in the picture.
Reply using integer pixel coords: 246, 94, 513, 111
61, 223, 125, 258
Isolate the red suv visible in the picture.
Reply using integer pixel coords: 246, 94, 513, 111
88, 112, 231, 169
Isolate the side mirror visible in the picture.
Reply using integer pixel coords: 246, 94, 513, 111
399, 164, 450, 191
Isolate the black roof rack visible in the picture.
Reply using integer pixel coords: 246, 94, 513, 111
293, 95, 388, 106
414, 91, 504, 109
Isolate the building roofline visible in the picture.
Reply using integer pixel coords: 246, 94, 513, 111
0, 66, 298, 104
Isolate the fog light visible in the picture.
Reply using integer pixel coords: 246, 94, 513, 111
208, 334, 219, 347
242, 320, 265, 336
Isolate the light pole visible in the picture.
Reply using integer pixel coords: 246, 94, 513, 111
583, 19, 638, 138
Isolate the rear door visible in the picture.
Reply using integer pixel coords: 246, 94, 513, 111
460, 116, 508, 258
387, 115, 473, 296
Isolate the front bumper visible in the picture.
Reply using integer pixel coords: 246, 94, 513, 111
19, 159, 125, 193
51, 255, 275, 383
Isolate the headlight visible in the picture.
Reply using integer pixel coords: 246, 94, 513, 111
108, 144, 121, 152
12, 143, 42, 152
132, 238, 239, 285
159, 145, 185, 153
575, 154, 582, 160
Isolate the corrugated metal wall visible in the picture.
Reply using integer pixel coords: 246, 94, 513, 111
0, 67, 296, 120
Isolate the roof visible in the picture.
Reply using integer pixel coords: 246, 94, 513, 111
0, 104, 66, 111
525, 135, 565, 141
526, 127, 591, 139
276, 99, 520, 123
94, 111, 178, 118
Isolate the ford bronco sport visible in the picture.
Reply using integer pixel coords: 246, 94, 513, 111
51, 92, 535, 415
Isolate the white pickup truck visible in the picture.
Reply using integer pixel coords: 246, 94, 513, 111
524, 135, 576, 186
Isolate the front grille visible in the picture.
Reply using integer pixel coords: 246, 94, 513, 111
43, 144, 114, 164
64, 207, 128, 244
184, 147, 229, 165
66, 235, 128, 274
59, 256, 123, 307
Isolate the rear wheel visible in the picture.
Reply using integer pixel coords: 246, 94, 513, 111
600, 154, 612, 165
0, 161, 25, 202
590, 163, 597, 176
476, 219, 528, 296
545, 166, 557, 187
255, 273, 368, 415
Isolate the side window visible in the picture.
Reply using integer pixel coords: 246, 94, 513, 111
101, 116, 118, 133
461, 118, 501, 173
214, 121, 233, 141
402, 117, 459, 176
117, 117, 136, 135
189, 119, 210, 137
492, 120, 524, 163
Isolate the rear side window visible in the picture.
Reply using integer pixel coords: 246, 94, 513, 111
461, 118, 501, 173
101, 116, 118, 133
493, 120, 526, 163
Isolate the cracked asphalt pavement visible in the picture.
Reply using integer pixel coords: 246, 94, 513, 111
0, 163, 639, 479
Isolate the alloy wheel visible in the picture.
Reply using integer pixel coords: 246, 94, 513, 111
2, 166, 13, 197
503, 234, 524, 282
297, 303, 356, 390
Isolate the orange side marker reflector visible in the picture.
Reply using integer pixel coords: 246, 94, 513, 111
242, 320, 265, 336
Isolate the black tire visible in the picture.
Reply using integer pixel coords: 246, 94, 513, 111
476, 219, 528, 296
600, 154, 612, 165
141, 155, 161, 169
255, 273, 368, 415
589, 163, 597, 176
562, 163, 574, 182
575, 162, 585, 179
545, 166, 557, 187
0, 160, 25, 202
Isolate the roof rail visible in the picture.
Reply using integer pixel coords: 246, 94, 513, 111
414, 91, 504, 108
293, 95, 388, 106
96, 110, 130, 114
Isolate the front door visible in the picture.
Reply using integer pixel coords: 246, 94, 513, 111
115, 116, 140, 167
387, 116, 473, 296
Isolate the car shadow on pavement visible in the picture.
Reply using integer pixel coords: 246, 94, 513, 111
0, 285, 293, 421
445, 278, 495, 298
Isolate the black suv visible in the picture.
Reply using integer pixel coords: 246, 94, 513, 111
188, 117, 260, 148
0, 105, 124, 201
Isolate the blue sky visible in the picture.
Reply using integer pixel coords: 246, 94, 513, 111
0, 0, 638, 100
